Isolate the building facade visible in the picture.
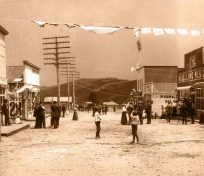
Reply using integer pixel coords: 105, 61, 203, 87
136, 66, 178, 115
7, 60, 40, 119
0, 25, 8, 106
177, 47, 204, 116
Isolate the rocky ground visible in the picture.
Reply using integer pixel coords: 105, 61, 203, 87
0, 111, 204, 176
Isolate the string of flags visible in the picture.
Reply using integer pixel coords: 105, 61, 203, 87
32, 20, 204, 37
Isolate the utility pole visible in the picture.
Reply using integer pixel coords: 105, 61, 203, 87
60, 64, 76, 110
61, 71, 80, 108
43, 36, 74, 104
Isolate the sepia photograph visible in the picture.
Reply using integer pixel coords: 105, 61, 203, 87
0, 0, 204, 175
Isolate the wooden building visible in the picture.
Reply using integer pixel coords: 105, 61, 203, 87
7, 60, 40, 120
0, 25, 8, 106
177, 47, 204, 116
135, 66, 178, 116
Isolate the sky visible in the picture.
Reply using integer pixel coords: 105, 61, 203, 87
1, 0, 204, 86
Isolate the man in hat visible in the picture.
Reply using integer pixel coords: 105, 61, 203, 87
1, 99, 11, 126
51, 101, 61, 128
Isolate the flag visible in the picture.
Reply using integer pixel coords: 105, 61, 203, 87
153, 28, 164, 36
190, 30, 201, 37
164, 28, 176, 35
177, 29, 189, 35
32, 21, 46, 27
130, 66, 136, 72
137, 39, 142, 52
141, 28, 152, 34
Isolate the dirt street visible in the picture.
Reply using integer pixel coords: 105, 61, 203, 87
0, 111, 204, 176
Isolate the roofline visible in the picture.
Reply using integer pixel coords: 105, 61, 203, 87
137, 65, 178, 71
23, 60, 40, 70
0, 25, 9, 35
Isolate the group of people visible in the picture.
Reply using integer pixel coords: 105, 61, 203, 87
92, 103, 140, 143
121, 102, 152, 125
162, 98, 196, 124
33, 101, 46, 128
33, 101, 79, 129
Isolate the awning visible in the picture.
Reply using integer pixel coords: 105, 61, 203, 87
17, 85, 33, 93
176, 86, 191, 91
192, 82, 204, 88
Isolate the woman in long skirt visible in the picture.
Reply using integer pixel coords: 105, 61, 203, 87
72, 106, 78, 121
121, 105, 127, 125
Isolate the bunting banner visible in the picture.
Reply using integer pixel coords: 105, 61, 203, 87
31, 20, 204, 37
80, 25, 121, 35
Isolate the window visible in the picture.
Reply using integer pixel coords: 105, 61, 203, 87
189, 56, 196, 67
0, 86, 5, 107
195, 70, 202, 79
188, 71, 193, 80
178, 73, 183, 82
196, 88, 204, 110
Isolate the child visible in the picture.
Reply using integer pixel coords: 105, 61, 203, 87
130, 110, 140, 144
94, 108, 101, 139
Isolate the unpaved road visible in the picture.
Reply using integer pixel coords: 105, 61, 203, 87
1, 111, 204, 176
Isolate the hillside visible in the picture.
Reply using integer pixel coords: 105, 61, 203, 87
40, 78, 137, 104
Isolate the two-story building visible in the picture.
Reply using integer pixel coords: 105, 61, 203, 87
0, 25, 8, 106
135, 66, 178, 115
7, 60, 40, 120
177, 47, 204, 116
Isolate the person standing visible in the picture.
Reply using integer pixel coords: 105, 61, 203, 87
130, 110, 140, 144
137, 102, 144, 124
61, 104, 66, 117
51, 101, 61, 128
189, 101, 195, 124
33, 103, 40, 128
166, 102, 172, 123
146, 104, 152, 124
72, 106, 78, 121
38, 101, 46, 128
121, 105, 128, 125
1, 99, 10, 126
94, 108, 101, 139
181, 98, 188, 125
127, 103, 134, 125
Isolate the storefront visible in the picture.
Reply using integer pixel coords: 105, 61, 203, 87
135, 66, 178, 116
0, 25, 8, 106
144, 82, 177, 116
7, 60, 40, 120
177, 47, 204, 117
